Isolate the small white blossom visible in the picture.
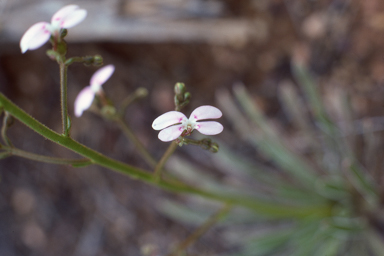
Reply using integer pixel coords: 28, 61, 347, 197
152, 106, 223, 142
74, 65, 115, 117
20, 5, 87, 53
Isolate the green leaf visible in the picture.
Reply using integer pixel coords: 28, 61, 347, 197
366, 229, 384, 256
232, 84, 319, 188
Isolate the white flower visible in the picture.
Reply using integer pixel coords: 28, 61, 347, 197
74, 65, 115, 117
20, 5, 87, 53
152, 106, 223, 142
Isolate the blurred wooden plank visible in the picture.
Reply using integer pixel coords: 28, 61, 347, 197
1, 0, 267, 46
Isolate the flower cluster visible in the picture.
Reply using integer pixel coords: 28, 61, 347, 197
20, 5, 87, 53
74, 65, 115, 117
20, 5, 224, 144
152, 106, 223, 142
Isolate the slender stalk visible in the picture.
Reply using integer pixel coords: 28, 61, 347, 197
60, 62, 69, 137
114, 117, 157, 168
0, 92, 333, 219
167, 203, 232, 256
1, 111, 13, 147
2, 146, 92, 166
154, 141, 178, 179
118, 88, 148, 116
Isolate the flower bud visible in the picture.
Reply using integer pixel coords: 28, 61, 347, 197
135, 87, 148, 98
174, 82, 186, 96
174, 82, 186, 102
56, 40, 67, 56
81, 55, 103, 66
101, 105, 116, 119
46, 50, 61, 62
92, 55, 103, 66
200, 138, 219, 153
184, 92, 191, 101
60, 29, 68, 39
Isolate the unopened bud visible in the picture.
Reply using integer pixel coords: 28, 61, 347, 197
184, 92, 191, 101
174, 82, 186, 96
174, 83, 186, 102
46, 50, 61, 62
135, 88, 148, 98
81, 55, 103, 66
92, 55, 103, 66
200, 138, 219, 153
209, 143, 219, 153
60, 29, 68, 39
101, 105, 116, 119
56, 40, 67, 56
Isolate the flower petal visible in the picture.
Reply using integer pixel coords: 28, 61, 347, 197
158, 124, 184, 142
74, 86, 95, 117
20, 22, 51, 53
195, 121, 223, 135
152, 111, 187, 130
61, 9, 87, 28
189, 105, 222, 121
90, 65, 115, 91
51, 5, 78, 24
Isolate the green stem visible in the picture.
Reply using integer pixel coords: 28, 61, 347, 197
114, 117, 157, 168
60, 62, 69, 137
154, 141, 178, 179
167, 203, 232, 256
1, 111, 13, 147
0, 92, 333, 219
2, 146, 92, 166
118, 88, 148, 116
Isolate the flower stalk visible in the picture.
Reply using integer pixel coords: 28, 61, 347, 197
154, 141, 178, 180
1, 111, 14, 147
166, 203, 233, 256
60, 62, 70, 137
1, 146, 92, 166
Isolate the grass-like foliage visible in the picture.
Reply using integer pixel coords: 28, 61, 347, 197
160, 63, 384, 256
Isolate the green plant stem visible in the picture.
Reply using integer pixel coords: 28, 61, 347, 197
1, 111, 13, 147
60, 62, 69, 137
114, 117, 157, 168
0, 92, 333, 219
118, 88, 148, 116
2, 146, 91, 166
154, 141, 178, 179
167, 203, 233, 256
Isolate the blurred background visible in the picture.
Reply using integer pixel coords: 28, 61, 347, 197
1, 0, 384, 255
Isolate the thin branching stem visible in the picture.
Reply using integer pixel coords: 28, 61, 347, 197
0, 92, 333, 219
2, 146, 92, 166
154, 141, 178, 179
167, 203, 233, 256
1, 111, 13, 147
114, 117, 157, 168
60, 62, 70, 137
